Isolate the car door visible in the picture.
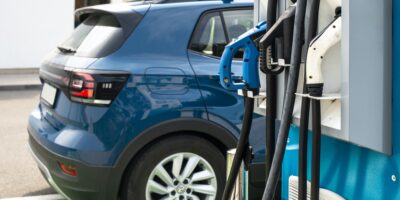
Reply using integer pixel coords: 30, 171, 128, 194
187, 8, 266, 163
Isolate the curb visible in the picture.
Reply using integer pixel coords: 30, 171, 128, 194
0, 194, 64, 200
0, 68, 41, 91
0, 68, 39, 75
0, 84, 42, 91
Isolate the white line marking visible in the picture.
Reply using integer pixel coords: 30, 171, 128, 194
0, 194, 65, 200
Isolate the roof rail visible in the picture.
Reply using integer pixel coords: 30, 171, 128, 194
127, 0, 220, 3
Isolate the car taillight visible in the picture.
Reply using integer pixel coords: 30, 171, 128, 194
58, 162, 77, 176
69, 70, 129, 106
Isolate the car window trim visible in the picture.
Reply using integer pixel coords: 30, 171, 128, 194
219, 12, 230, 44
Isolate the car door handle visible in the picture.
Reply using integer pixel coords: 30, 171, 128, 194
232, 76, 243, 81
218, 72, 235, 75
214, 72, 241, 81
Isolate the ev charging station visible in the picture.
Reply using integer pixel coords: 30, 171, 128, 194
221, 0, 396, 199
254, 0, 392, 155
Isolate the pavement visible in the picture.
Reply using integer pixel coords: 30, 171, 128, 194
1, 194, 64, 200
0, 69, 61, 199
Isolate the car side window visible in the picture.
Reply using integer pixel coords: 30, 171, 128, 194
190, 9, 253, 59
190, 12, 227, 57
222, 10, 253, 58
222, 10, 253, 42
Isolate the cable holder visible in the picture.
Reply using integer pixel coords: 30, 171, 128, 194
238, 89, 261, 98
270, 58, 291, 67
295, 93, 341, 100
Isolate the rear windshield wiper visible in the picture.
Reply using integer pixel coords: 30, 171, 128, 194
57, 46, 77, 54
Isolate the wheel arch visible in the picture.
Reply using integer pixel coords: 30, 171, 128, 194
107, 118, 238, 199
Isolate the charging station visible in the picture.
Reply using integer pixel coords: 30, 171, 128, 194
222, 0, 398, 199
255, 0, 392, 154
258, 0, 395, 199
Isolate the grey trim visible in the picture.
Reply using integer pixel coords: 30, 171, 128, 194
115, 118, 237, 168
28, 144, 72, 200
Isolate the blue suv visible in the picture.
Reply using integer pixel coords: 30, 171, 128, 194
28, 1, 266, 199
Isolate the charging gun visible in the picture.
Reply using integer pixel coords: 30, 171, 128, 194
219, 21, 267, 91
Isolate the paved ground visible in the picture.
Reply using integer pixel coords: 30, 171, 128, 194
0, 89, 57, 198
1, 194, 64, 200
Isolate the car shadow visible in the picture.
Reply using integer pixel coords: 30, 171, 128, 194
22, 187, 56, 197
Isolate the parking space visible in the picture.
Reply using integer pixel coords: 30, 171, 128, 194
0, 90, 57, 199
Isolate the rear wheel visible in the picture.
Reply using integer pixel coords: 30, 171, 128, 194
121, 135, 226, 200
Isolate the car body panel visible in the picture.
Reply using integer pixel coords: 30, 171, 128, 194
188, 50, 266, 162
28, 1, 262, 200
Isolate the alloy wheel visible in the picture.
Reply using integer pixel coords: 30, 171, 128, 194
145, 152, 218, 200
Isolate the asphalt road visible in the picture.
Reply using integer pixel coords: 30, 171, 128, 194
0, 89, 56, 198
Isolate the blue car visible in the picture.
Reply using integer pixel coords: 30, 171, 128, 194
28, 1, 266, 199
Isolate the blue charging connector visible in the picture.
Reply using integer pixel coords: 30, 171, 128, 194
219, 21, 267, 91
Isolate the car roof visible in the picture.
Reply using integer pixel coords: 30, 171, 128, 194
127, 0, 253, 5
87, 0, 254, 72
126, 0, 253, 11
76, 0, 253, 22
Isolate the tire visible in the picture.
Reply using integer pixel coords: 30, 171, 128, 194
121, 134, 226, 200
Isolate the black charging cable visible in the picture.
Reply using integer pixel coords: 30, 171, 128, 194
298, 0, 320, 199
262, 0, 308, 199
221, 96, 255, 200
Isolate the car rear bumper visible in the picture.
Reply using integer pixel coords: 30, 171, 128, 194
28, 131, 115, 200
28, 139, 72, 200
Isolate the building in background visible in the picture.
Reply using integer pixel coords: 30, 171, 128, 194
0, 0, 74, 69
76, 0, 113, 9
0, 0, 125, 70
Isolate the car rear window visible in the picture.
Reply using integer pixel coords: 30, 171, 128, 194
58, 14, 127, 58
